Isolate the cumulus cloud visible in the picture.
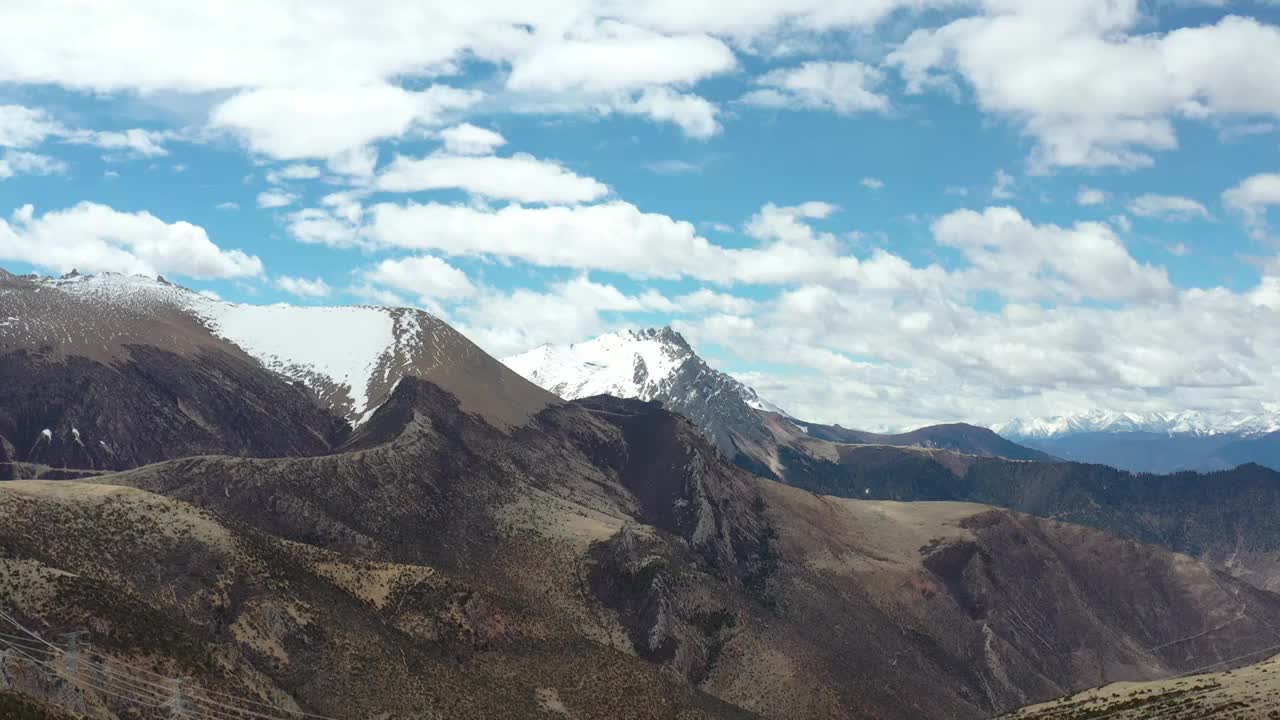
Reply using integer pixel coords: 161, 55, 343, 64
0, 105, 61, 148
991, 170, 1016, 200
265, 164, 323, 184
457, 275, 677, 356
275, 275, 332, 299
1224, 173, 1280, 241
1077, 187, 1108, 206
890, 6, 1280, 170
65, 127, 172, 157
376, 152, 609, 203
0, 202, 262, 278
933, 207, 1174, 302
861, 177, 885, 190
360, 255, 477, 302
0, 104, 172, 159
257, 190, 299, 209
0, 150, 67, 180
1127, 193, 1212, 222
741, 61, 889, 114
211, 84, 480, 160
438, 123, 506, 156
508, 23, 734, 94
613, 87, 721, 139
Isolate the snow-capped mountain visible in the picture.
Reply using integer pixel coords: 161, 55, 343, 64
4, 271, 551, 428
995, 409, 1280, 440
503, 327, 1054, 472
995, 409, 1280, 473
504, 327, 784, 456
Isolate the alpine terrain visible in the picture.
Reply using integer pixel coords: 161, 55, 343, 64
504, 328, 1055, 478
997, 410, 1280, 473
3, 270, 1280, 720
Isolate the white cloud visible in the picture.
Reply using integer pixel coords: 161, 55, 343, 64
861, 177, 886, 190
265, 164, 322, 184
360, 255, 476, 302
676, 288, 755, 315
326, 146, 380, 178
438, 123, 506, 155
1077, 186, 1108, 206
0, 150, 67, 179
933, 206, 1174, 303
376, 152, 609, 203
1127, 193, 1212, 222
1224, 173, 1280, 241
742, 61, 889, 114
613, 87, 721, 139
0, 104, 171, 159
506, 22, 735, 94
0, 105, 60, 147
216, 201, 239, 211
645, 159, 703, 174
991, 169, 1015, 200
275, 275, 332, 298
211, 84, 480, 160
287, 206, 364, 248
890, 7, 1280, 170
0, 202, 262, 278
257, 190, 299, 209
66, 127, 171, 157
458, 275, 677, 356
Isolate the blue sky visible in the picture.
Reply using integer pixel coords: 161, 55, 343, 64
2, 1, 1280, 429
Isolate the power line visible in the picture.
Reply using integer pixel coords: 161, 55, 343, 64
0, 608, 340, 720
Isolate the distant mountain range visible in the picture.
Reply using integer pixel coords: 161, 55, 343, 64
996, 410, 1280, 473
504, 328, 1055, 481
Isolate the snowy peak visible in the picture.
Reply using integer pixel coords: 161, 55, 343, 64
503, 327, 697, 404
996, 409, 1280, 439
503, 327, 784, 456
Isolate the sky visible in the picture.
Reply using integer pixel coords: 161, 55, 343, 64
2, 0, 1280, 430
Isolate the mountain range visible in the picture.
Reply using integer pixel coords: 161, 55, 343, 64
998, 410, 1280, 473
5, 270, 1280, 719
504, 328, 1055, 477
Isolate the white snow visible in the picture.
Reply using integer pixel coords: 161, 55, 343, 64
503, 329, 688, 402
196, 302, 396, 416
995, 408, 1280, 439
25, 271, 446, 424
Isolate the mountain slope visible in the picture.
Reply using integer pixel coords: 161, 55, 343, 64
0, 270, 555, 471
794, 420, 1056, 462
773, 441, 1280, 592
95, 381, 1280, 719
1005, 654, 1280, 719
0, 271, 351, 470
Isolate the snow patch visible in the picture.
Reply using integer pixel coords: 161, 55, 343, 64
196, 302, 396, 417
